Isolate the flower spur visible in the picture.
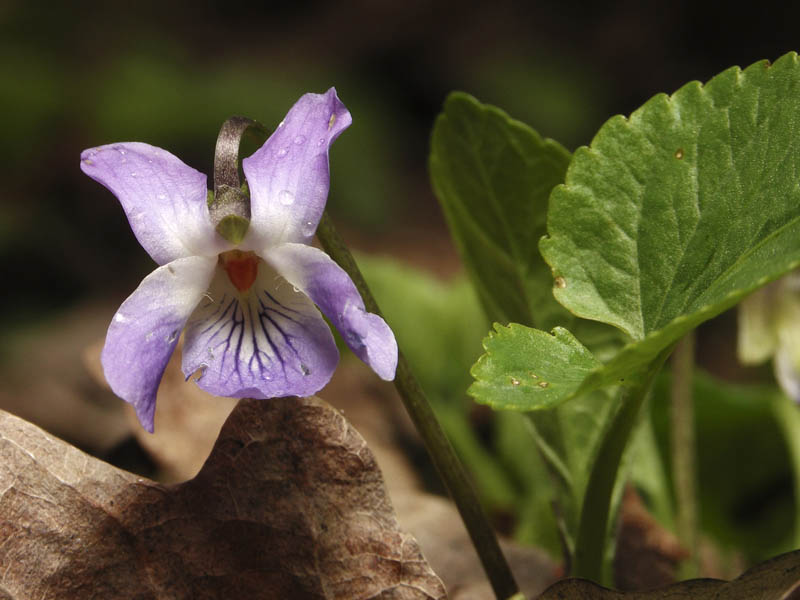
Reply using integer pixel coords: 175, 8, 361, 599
81, 89, 397, 432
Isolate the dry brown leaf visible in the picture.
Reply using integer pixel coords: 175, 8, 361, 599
319, 356, 421, 494
0, 396, 446, 599
537, 548, 800, 599
85, 336, 420, 490
85, 338, 239, 482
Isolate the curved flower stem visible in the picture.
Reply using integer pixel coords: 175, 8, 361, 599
572, 350, 671, 583
670, 332, 698, 577
316, 212, 521, 600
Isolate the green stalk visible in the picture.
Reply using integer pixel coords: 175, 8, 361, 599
670, 332, 699, 577
316, 212, 521, 600
572, 353, 669, 583
772, 395, 800, 549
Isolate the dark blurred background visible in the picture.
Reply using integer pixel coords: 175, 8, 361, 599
2, 0, 799, 337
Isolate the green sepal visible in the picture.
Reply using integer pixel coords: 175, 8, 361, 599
215, 214, 250, 244
208, 184, 250, 244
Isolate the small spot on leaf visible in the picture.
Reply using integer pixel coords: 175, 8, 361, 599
554, 276, 567, 289
674, 148, 684, 159
538, 381, 549, 389
509, 377, 520, 386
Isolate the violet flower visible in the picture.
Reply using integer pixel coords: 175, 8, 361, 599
738, 270, 800, 402
81, 89, 397, 432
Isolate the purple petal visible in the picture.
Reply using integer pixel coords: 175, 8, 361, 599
265, 243, 397, 380
182, 257, 339, 399
240, 88, 351, 250
81, 142, 226, 265
102, 256, 218, 432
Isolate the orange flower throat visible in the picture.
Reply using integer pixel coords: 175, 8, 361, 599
221, 250, 260, 293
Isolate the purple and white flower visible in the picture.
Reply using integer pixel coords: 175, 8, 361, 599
81, 89, 397, 432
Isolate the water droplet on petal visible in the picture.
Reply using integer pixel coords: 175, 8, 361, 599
130, 172, 138, 178
510, 377, 520, 386
293, 135, 306, 145
157, 193, 166, 200
317, 137, 325, 146
276, 147, 288, 158
117, 148, 126, 155
291, 285, 300, 293
301, 220, 316, 236
538, 381, 549, 389
277, 120, 285, 128
278, 189, 295, 206
300, 363, 311, 376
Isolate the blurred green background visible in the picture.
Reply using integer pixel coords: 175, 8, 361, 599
2, 0, 799, 333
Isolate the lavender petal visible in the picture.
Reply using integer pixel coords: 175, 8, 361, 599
81, 142, 227, 265
241, 88, 351, 249
102, 256, 217, 432
266, 243, 397, 381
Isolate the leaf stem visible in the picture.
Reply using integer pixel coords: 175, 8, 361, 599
771, 394, 800, 549
572, 353, 669, 583
316, 212, 521, 600
670, 332, 699, 577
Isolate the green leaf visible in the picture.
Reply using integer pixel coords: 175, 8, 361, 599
474, 53, 800, 410
526, 388, 621, 544
493, 410, 562, 555
539, 53, 800, 382
470, 324, 602, 411
430, 91, 571, 329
